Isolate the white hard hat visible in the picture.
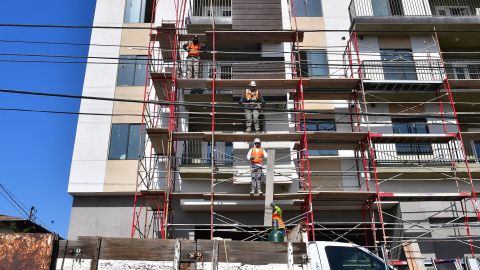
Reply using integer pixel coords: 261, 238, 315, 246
254, 138, 261, 144
249, 81, 257, 87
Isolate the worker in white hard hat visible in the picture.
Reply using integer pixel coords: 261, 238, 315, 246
247, 138, 268, 195
240, 81, 265, 132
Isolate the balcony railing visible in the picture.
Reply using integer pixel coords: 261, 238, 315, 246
181, 141, 233, 166
189, 0, 231, 17
361, 59, 444, 81
349, 0, 480, 18
444, 59, 480, 79
374, 142, 464, 166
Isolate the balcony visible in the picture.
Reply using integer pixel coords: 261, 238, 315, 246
360, 58, 444, 91
186, 0, 232, 30
445, 59, 480, 79
349, 0, 480, 30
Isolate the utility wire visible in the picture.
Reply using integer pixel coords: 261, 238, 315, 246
0, 88, 468, 119
3, 23, 480, 33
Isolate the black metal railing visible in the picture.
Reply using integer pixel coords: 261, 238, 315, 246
181, 141, 234, 166
189, 0, 232, 17
374, 142, 464, 166
444, 59, 480, 79
350, 0, 480, 18
361, 59, 444, 81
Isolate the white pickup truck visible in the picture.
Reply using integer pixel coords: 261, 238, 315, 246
308, 241, 394, 270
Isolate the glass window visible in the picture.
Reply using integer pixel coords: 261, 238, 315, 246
308, 149, 338, 156
325, 246, 388, 270
298, 50, 328, 77
304, 120, 337, 156
380, 49, 417, 80
293, 0, 323, 17
392, 118, 432, 155
304, 120, 336, 131
124, 0, 154, 23
109, 124, 144, 160
117, 55, 149, 86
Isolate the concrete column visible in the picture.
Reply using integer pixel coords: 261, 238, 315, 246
264, 149, 275, 226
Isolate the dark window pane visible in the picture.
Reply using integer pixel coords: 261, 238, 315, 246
392, 119, 432, 155
294, 0, 322, 16
117, 55, 149, 86
381, 49, 417, 80
109, 124, 129, 160
308, 149, 338, 156
325, 246, 387, 270
117, 57, 136, 86
127, 125, 143, 160
133, 56, 148, 86
475, 141, 480, 159
308, 51, 328, 77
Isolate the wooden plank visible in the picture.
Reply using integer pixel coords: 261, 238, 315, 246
264, 149, 275, 226
212, 240, 219, 270
90, 237, 102, 270
99, 238, 176, 260
403, 241, 426, 270
58, 238, 97, 259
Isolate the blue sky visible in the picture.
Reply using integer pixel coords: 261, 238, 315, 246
0, 1, 96, 237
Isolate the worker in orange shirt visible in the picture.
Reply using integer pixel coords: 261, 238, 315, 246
247, 138, 268, 195
182, 35, 207, 78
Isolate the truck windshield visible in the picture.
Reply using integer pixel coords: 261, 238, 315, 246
325, 246, 389, 270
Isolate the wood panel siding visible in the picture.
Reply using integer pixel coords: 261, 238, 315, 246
232, 0, 283, 30
232, 60, 285, 79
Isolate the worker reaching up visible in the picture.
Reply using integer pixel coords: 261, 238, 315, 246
270, 202, 286, 233
247, 138, 268, 195
182, 35, 207, 78
240, 81, 265, 132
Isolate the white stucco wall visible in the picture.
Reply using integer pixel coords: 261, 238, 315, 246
68, 0, 126, 193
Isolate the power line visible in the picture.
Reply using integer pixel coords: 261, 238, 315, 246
3, 23, 480, 33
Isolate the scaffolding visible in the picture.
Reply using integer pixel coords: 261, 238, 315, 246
130, 0, 480, 265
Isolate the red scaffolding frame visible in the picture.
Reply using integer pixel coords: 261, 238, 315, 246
129, 0, 480, 262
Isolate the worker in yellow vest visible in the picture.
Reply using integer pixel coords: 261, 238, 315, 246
182, 35, 207, 78
240, 81, 265, 132
270, 202, 286, 232
247, 138, 268, 195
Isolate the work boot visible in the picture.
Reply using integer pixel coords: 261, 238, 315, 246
246, 128, 251, 133
257, 190, 263, 196
250, 190, 255, 195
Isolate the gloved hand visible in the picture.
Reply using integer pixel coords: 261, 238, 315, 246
270, 202, 276, 208
250, 157, 255, 161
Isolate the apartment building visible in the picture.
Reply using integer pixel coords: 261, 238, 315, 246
68, 0, 480, 264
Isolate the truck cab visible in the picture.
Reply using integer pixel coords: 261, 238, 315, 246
308, 241, 394, 270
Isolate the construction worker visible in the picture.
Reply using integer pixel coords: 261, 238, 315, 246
270, 202, 286, 233
182, 35, 207, 79
247, 138, 268, 195
240, 81, 265, 132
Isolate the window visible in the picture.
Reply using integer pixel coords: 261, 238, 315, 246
108, 124, 144, 160
117, 55, 149, 86
293, 0, 323, 16
372, 0, 404, 16
380, 49, 417, 80
435, 6, 470, 16
392, 118, 433, 155
304, 120, 338, 156
124, 0, 154, 23
325, 246, 388, 270
304, 120, 336, 132
298, 50, 329, 77
474, 141, 480, 160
